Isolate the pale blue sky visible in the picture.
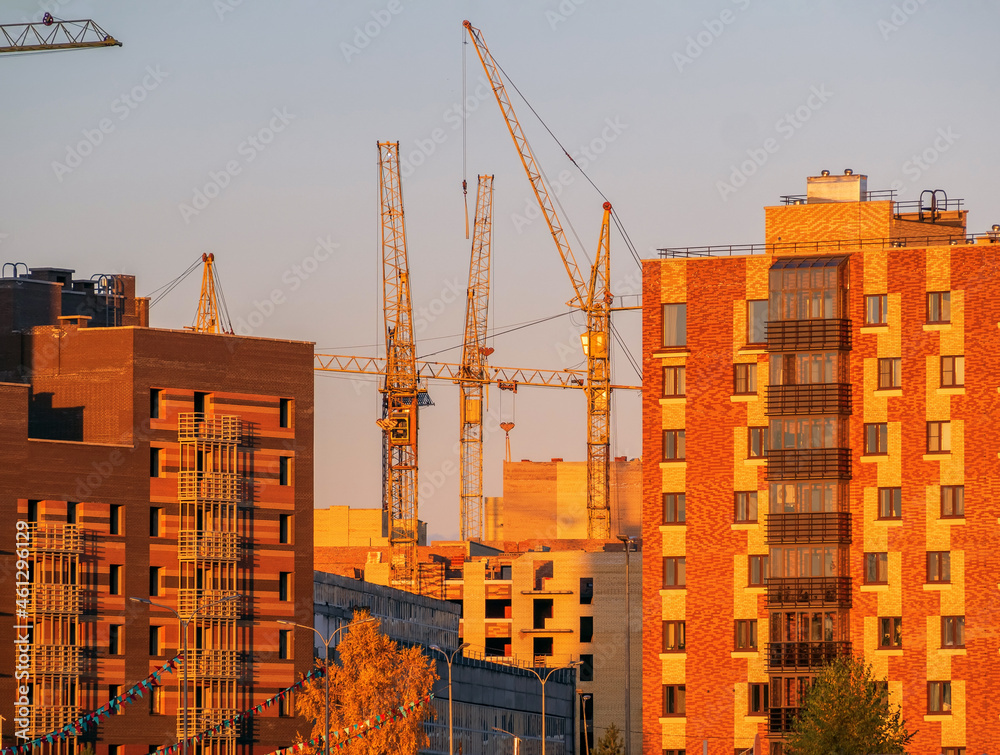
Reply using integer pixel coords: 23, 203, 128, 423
3, 0, 998, 540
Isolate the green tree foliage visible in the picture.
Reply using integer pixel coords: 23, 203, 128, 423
296, 611, 438, 755
594, 722, 624, 755
785, 656, 913, 755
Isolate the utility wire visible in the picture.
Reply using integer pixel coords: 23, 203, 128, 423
418, 310, 573, 360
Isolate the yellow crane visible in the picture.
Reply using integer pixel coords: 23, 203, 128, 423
377, 141, 420, 585
463, 21, 616, 539
193, 253, 232, 334
0, 13, 121, 53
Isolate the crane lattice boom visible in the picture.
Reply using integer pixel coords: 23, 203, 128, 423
0, 16, 121, 53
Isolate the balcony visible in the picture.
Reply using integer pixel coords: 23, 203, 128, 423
766, 319, 851, 352
30, 584, 81, 615
178, 531, 240, 562
769, 707, 797, 734
765, 449, 851, 481
187, 648, 240, 678
766, 577, 851, 608
31, 644, 83, 675
178, 471, 241, 502
177, 589, 241, 619
766, 641, 851, 671
766, 512, 852, 545
765, 384, 851, 416
31, 706, 82, 736
178, 413, 240, 443
28, 524, 83, 554
181, 708, 239, 739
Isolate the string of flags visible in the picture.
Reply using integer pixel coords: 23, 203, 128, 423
1, 655, 183, 755
265, 694, 435, 755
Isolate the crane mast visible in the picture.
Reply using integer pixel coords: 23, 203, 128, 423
459, 175, 494, 542
194, 253, 222, 334
463, 20, 614, 539
377, 141, 419, 584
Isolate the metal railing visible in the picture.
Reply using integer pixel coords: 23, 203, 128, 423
178, 471, 241, 502
31, 644, 82, 675
30, 584, 81, 615
177, 589, 241, 619
182, 708, 240, 739
766, 640, 851, 671
768, 706, 798, 734
27, 524, 83, 554
765, 383, 852, 416
186, 648, 241, 678
766, 577, 852, 608
30, 706, 82, 736
766, 319, 851, 352
766, 512, 852, 545
178, 530, 240, 562
178, 413, 240, 443
765, 448, 852, 481
779, 189, 899, 204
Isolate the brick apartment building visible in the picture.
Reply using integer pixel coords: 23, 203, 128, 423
642, 173, 1000, 754
0, 267, 315, 755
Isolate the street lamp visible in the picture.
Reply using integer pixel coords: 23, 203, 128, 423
129, 593, 241, 755
429, 643, 469, 755
616, 534, 635, 755
492, 726, 521, 755
577, 691, 592, 755
524, 660, 581, 755
277, 617, 377, 755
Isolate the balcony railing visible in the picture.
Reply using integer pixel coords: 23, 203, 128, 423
766, 641, 852, 671
766, 319, 851, 352
769, 707, 798, 734
765, 449, 851, 481
766, 512, 852, 545
178, 530, 240, 562
765, 383, 852, 416
31, 644, 83, 675
27, 524, 83, 554
767, 577, 851, 608
31, 706, 82, 737
30, 584, 81, 615
178, 471, 241, 502
178, 413, 240, 443
181, 708, 239, 739
187, 648, 241, 678
177, 589, 241, 619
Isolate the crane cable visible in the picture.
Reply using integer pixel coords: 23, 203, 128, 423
146, 257, 203, 308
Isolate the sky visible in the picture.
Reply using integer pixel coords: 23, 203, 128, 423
2, 0, 998, 541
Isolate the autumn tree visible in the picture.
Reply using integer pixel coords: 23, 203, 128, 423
594, 722, 623, 755
296, 611, 437, 755
785, 656, 913, 755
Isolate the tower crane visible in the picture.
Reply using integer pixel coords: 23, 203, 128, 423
192, 253, 233, 334
459, 175, 494, 542
463, 21, 616, 539
0, 13, 121, 53
377, 141, 420, 585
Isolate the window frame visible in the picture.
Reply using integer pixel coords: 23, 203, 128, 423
662, 365, 686, 397
748, 682, 769, 715
150, 507, 162, 538
864, 552, 889, 585
734, 619, 758, 651
927, 291, 951, 324
662, 429, 686, 461
279, 456, 292, 486
864, 423, 888, 455
877, 357, 901, 389
662, 303, 687, 349
748, 555, 768, 587
150, 388, 163, 420
278, 571, 291, 601
662, 557, 686, 589
927, 680, 952, 714
747, 299, 768, 345
149, 625, 161, 657
109, 624, 122, 656
109, 564, 122, 596
150, 447, 163, 478
865, 294, 888, 325
580, 615, 594, 643
109, 504, 122, 535
733, 363, 757, 395
279, 397, 293, 428
941, 615, 965, 648
662, 493, 686, 525
662, 684, 686, 717
662, 620, 686, 653
734, 491, 758, 523
940, 486, 964, 518
926, 421, 951, 454
877, 487, 901, 520
927, 551, 951, 584
940, 355, 964, 388
279, 513, 292, 544
877, 616, 902, 649
748, 427, 768, 459
149, 566, 161, 597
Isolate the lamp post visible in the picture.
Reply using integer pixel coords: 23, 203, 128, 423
130, 593, 241, 755
524, 660, 581, 755
278, 617, 377, 755
577, 691, 591, 755
429, 642, 469, 755
492, 726, 521, 755
616, 534, 634, 755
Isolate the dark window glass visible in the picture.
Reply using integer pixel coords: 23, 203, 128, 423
748, 555, 768, 586
748, 427, 768, 458
747, 300, 768, 344
941, 486, 964, 518
734, 363, 757, 395
580, 616, 594, 643
150, 389, 163, 419
663, 557, 686, 588
279, 398, 292, 428
877, 358, 901, 389
941, 356, 964, 387
662, 620, 686, 652
927, 552, 951, 583
877, 488, 901, 519
749, 683, 769, 714
662, 685, 686, 716
662, 365, 686, 397
864, 553, 888, 584
865, 294, 887, 325
735, 492, 758, 523
663, 430, 685, 461
279, 513, 291, 543
735, 619, 757, 650
941, 616, 965, 648
662, 304, 687, 348
927, 292, 951, 324
864, 423, 888, 455
279, 456, 291, 485
878, 617, 901, 648
663, 493, 686, 524
278, 572, 291, 601
928, 681, 952, 713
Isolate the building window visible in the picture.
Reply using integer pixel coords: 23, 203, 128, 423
109, 624, 122, 656
734, 619, 757, 650
66, 501, 77, 525
109, 564, 122, 595
579, 654, 594, 682
150, 388, 163, 419
149, 686, 162, 715
748, 427, 768, 458
662, 685, 686, 716
109, 504, 121, 535
149, 626, 161, 656
663, 557, 686, 589
864, 423, 888, 455
878, 617, 902, 649
662, 303, 686, 348
279, 513, 291, 544
927, 421, 951, 453
865, 294, 888, 325
940, 355, 964, 387
877, 488, 901, 519
942, 749, 965, 755
279, 398, 293, 428
748, 555, 768, 587
864, 552, 888, 585
735, 491, 758, 523
877, 358, 901, 389
580, 616, 594, 643
278, 572, 291, 601
533, 636, 553, 658
278, 629, 291, 660
747, 300, 768, 344
941, 486, 964, 518
662, 493, 686, 524
941, 616, 965, 648
927, 291, 951, 324
278, 690, 293, 717
149, 567, 161, 597
662, 620, 686, 652
27, 499, 38, 522
927, 551, 951, 583
150, 447, 162, 478
748, 682, 769, 714
279, 456, 292, 485
193, 391, 210, 414
664, 751, 686, 755
150, 507, 162, 537
734, 363, 757, 395
579, 577, 593, 605
108, 689, 120, 714
928, 681, 952, 713
662, 365, 686, 397
662, 430, 685, 461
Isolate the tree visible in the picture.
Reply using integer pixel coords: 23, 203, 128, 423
296, 611, 438, 755
594, 722, 623, 755
785, 656, 914, 755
